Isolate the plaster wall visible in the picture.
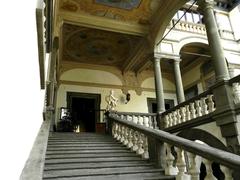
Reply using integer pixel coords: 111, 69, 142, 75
229, 5, 240, 40
61, 68, 122, 85
141, 77, 175, 91
182, 64, 201, 87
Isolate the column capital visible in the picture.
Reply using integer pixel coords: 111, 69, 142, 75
172, 58, 182, 64
197, 0, 216, 12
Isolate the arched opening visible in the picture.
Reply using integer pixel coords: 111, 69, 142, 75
179, 42, 213, 99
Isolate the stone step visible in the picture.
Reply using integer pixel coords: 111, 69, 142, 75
44, 133, 174, 180
43, 166, 164, 179
43, 172, 174, 180
48, 141, 118, 144
46, 152, 137, 159
47, 146, 127, 151
45, 156, 144, 164
46, 149, 131, 155
44, 161, 156, 171
47, 143, 123, 148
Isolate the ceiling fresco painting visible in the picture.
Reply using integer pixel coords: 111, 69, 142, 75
59, 0, 160, 24
95, 0, 142, 10
62, 23, 142, 67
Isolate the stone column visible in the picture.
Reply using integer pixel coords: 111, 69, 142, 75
173, 59, 185, 104
198, 0, 230, 81
153, 56, 165, 113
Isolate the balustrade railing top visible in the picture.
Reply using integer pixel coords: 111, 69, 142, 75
111, 111, 157, 117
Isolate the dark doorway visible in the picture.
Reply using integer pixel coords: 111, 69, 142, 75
67, 92, 101, 132
147, 98, 175, 113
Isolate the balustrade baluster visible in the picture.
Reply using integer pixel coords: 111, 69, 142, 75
169, 113, 173, 127
164, 114, 170, 128
133, 115, 138, 124
195, 100, 202, 117
207, 95, 215, 112
121, 114, 124, 119
142, 135, 149, 159
120, 126, 125, 143
203, 159, 217, 180
175, 147, 190, 180
132, 131, 139, 152
220, 165, 233, 180
201, 97, 208, 115
177, 109, 182, 124
148, 116, 153, 128
188, 153, 200, 180
127, 129, 133, 149
138, 115, 143, 126
143, 116, 149, 128
136, 133, 144, 155
153, 116, 158, 129
116, 124, 122, 141
165, 144, 178, 175
112, 123, 117, 138
180, 107, 186, 123
173, 111, 178, 125
185, 105, 191, 121
190, 102, 196, 119
123, 127, 129, 146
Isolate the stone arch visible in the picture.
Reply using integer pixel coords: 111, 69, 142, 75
176, 36, 208, 54
152, 0, 189, 47
177, 128, 228, 151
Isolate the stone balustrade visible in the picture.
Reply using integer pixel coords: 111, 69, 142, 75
162, 91, 215, 129
108, 113, 238, 180
112, 121, 149, 160
164, 143, 234, 180
111, 112, 158, 130
171, 20, 206, 34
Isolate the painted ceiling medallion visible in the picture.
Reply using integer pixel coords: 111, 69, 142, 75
95, 0, 142, 10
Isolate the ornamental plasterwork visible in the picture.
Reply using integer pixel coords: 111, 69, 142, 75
59, 0, 159, 25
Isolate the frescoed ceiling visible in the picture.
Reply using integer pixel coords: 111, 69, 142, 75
59, 0, 161, 25
61, 23, 143, 68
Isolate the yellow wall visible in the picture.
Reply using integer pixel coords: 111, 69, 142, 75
182, 64, 201, 88
61, 68, 122, 85
141, 77, 175, 91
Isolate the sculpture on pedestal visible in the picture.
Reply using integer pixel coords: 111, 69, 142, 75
106, 90, 118, 111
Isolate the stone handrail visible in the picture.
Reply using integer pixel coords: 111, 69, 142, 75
161, 88, 215, 129
107, 112, 240, 179
20, 119, 51, 180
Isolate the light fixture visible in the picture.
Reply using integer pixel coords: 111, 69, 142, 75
125, 93, 130, 104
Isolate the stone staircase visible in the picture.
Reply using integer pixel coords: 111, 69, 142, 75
43, 132, 175, 180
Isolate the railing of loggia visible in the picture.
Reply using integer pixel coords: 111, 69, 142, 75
170, 19, 206, 35
161, 89, 215, 129
111, 111, 158, 130
107, 113, 240, 180
229, 75, 240, 105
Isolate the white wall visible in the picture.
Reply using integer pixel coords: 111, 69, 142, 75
0, 1, 45, 179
